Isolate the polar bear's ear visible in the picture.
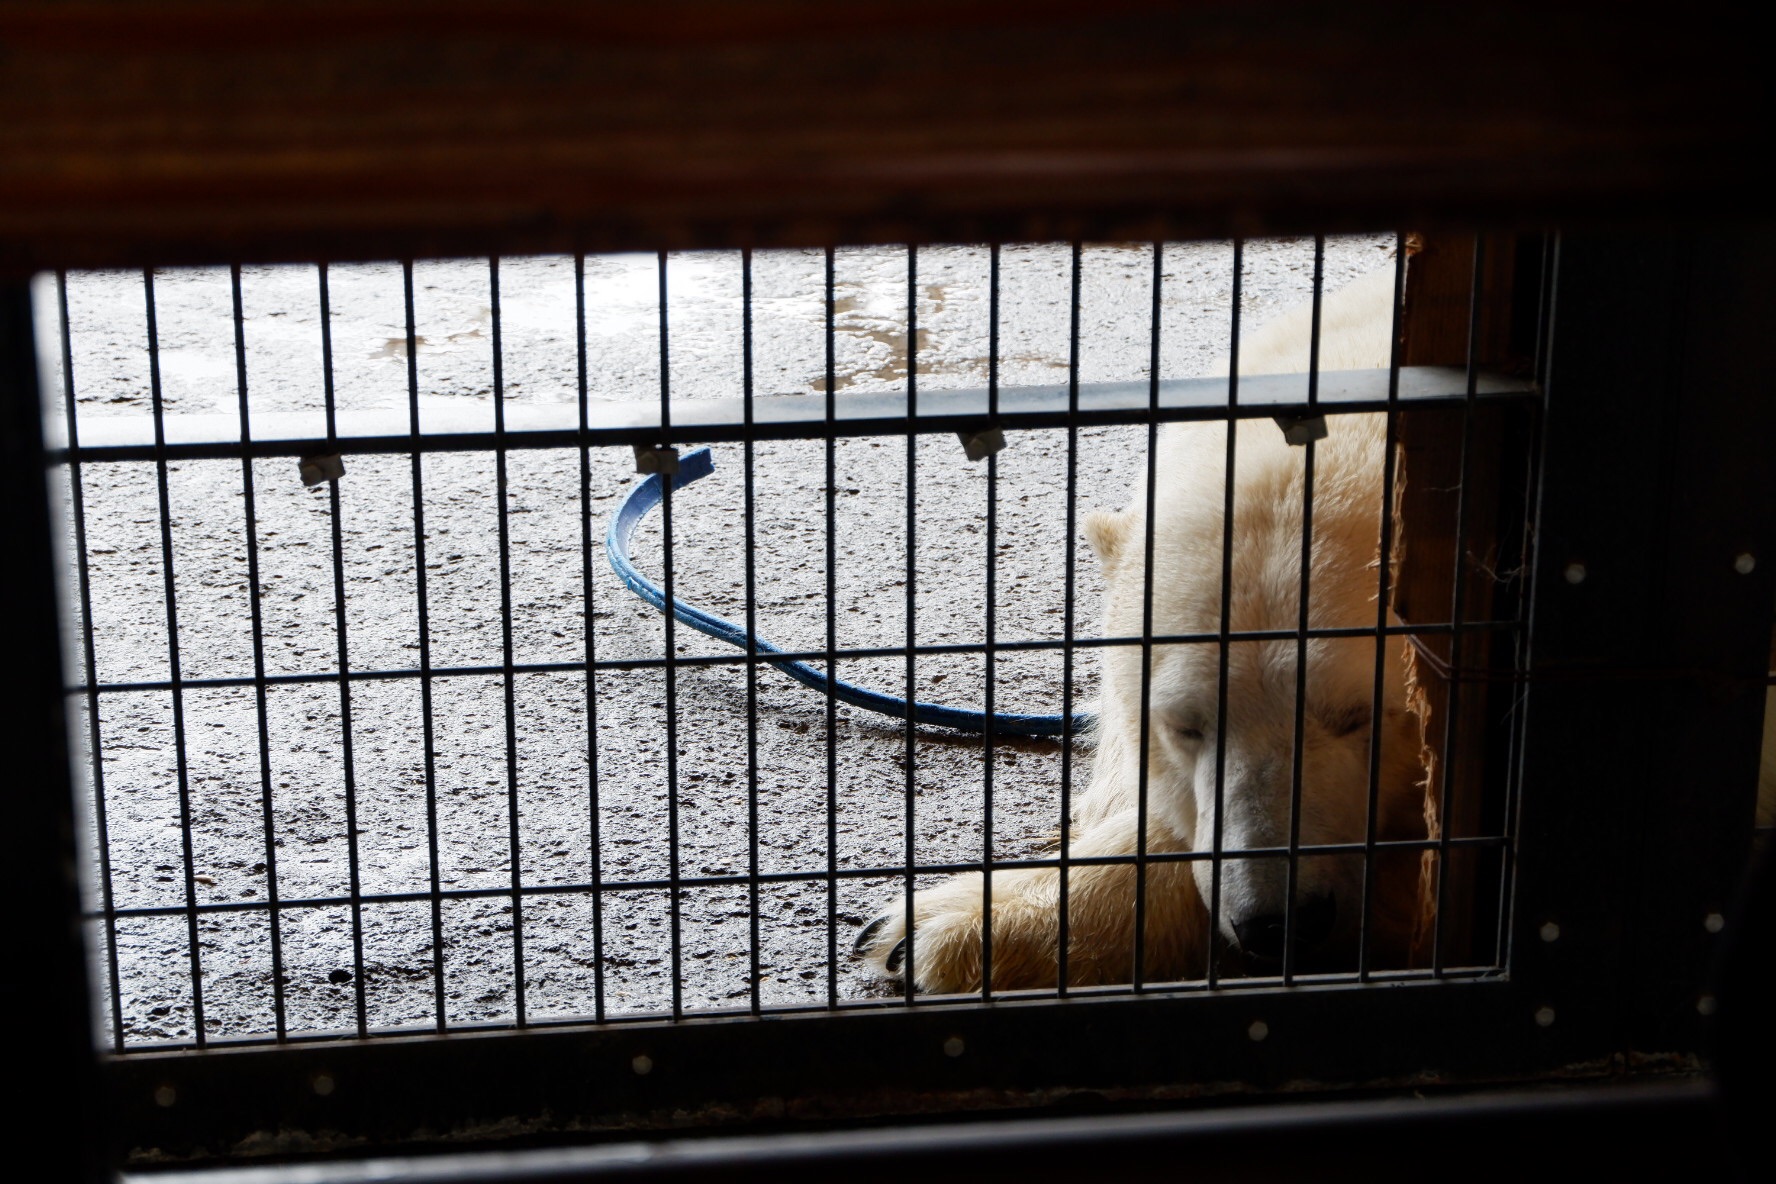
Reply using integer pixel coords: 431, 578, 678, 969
1084, 510, 1132, 571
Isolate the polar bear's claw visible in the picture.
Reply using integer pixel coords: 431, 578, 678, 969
884, 938, 906, 975
853, 914, 890, 956
853, 908, 911, 982
854, 877, 1003, 993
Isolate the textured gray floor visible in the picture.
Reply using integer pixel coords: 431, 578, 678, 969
44, 236, 1396, 1045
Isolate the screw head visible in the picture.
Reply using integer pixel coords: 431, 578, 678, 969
1539, 921, 1561, 943
942, 1036, 965, 1058
1697, 994, 1718, 1017
1733, 552, 1756, 575
1534, 1006, 1556, 1028
153, 1084, 177, 1108
631, 1054, 654, 1076
1563, 562, 1587, 585
1248, 1020, 1269, 1042
1705, 912, 1725, 934
311, 1073, 335, 1097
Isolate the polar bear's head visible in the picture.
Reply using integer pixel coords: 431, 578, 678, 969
1085, 414, 1425, 967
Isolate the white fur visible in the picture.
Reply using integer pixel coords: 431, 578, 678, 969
858, 260, 1776, 993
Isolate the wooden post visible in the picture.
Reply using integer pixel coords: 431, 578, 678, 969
1393, 232, 1536, 968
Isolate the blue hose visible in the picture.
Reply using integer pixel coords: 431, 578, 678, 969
605, 447, 1088, 738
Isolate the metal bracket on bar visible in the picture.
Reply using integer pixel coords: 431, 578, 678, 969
956, 427, 1006, 461
632, 444, 680, 475
297, 453, 345, 487
1273, 415, 1329, 446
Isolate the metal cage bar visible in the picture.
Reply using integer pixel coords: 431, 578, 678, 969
1132, 242, 1162, 991
316, 263, 371, 1037
1280, 235, 1325, 985
1206, 238, 1245, 989
822, 247, 841, 1008
57, 271, 129, 1053
50, 369, 1531, 466
743, 247, 764, 1018
1430, 235, 1487, 976
1357, 234, 1410, 980
142, 268, 209, 1046
1056, 240, 1083, 995
979, 242, 1000, 999
402, 259, 450, 1032
229, 264, 291, 1042
900, 245, 920, 997
71, 618, 1524, 698
574, 251, 610, 1025
655, 251, 686, 1022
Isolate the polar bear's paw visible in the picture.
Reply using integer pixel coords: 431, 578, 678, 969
854, 874, 1059, 995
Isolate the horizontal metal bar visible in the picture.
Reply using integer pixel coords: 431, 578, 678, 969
107, 972, 1513, 1065
95, 835, 1511, 922
111, 967, 1511, 1058
50, 367, 1533, 463
73, 620, 1523, 696
121, 1078, 1714, 1183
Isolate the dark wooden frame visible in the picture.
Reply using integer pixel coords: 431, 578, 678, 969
2, 2, 1767, 272
5, 4, 1773, 1177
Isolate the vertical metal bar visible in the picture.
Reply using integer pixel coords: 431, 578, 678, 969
316, 264, 369, 1036
657, 250, 684, 1020
901, 244, 919, 996
1133, 242, 1164, 989
1208, 239, 1245, 990
1282, 236, 1325, 984
743, 248, 763, 1016
823, 248, 840, 1007
1430, 235, 1487, 976
403, 261, 448, 1031
981, 244, 1000, 999
1358, 234, 1410, 980
489, 257, 528, 1025
1493, 428, 1538, 971
229, 265, 289, 1040
1058, 240, 1082, 995
143, 268, 206, 1045
574, 252, 607, 1023
1495, 236, 1556, 973
57, 272, 127, 1051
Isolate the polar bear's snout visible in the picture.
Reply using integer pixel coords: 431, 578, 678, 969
1230, 893, 1336, 963
1211, 848, 1343, 961
1193, 771, 1354, 962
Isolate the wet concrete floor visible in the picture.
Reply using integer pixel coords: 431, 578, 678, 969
44, 236, 1396, 1043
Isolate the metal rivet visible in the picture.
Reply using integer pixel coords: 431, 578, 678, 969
1248, 1020, 1269, 1042
957, 429, 1006, 462
1697, 994, 1717, 1017
943, 1036, 965, 1058
631, 1054, 654, 1076
311, 1073, 335, 1097
1705, 912, 1725, 934
153, 1084, 177, 1108
1534, 1006, 1556, 1028
1563, 562, 1587, 585
298, 453, 346, 488
1733, 552, 1756, 575
1539, 921, 1561, 943
632, 445, 679, 476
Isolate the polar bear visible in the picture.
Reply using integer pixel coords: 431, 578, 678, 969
855, 258, 1776, 994
856, 260, 1428, 992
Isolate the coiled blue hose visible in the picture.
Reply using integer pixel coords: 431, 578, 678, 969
606, 447, 1088, 738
